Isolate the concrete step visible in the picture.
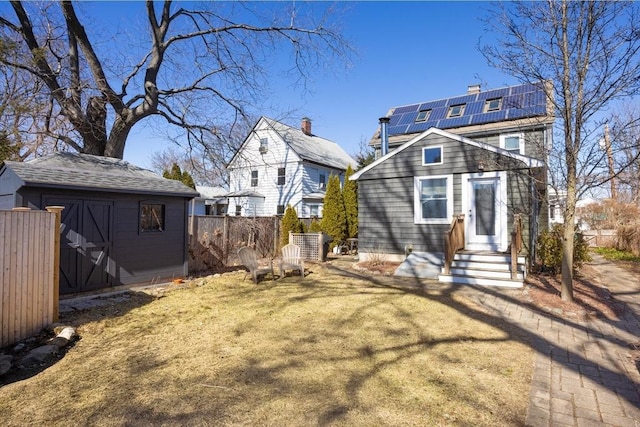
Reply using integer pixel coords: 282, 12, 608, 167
449, 267, 525, 280
438, 274, 524, 288
454, 252, 527, 265
450, 260, 526, 272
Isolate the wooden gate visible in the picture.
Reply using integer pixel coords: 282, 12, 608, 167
0, 208, 61, 347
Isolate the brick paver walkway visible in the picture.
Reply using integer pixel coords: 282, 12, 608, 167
463, 255, 640, 426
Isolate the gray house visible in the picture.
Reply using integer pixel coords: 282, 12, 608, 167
351, 82, 554, 286
0, 153, 199, 295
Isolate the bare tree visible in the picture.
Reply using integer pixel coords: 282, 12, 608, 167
0, 1, 351, 159
481, 1, 640, 302
607, 104, 640, 203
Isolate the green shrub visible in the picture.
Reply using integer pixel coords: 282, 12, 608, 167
309, 218, 322, 232
343, 164, 358, 238
280, 205, 302, 247
320, 174, 346, 248
536, 224, 591, 274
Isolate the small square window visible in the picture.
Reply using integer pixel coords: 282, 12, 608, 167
251, 170, 258, 187
259, 138, 268, 154
448, 104, 465, 118
277, 205, 285, 215
235, 205, 242, 216
423, 146, 443, 165
415, 109, 432, 122
484, 98, 502, 112
277, 167, 286, 186
309, 205, 319, 217
502, 134, 524, 154
140, 203, 164, 232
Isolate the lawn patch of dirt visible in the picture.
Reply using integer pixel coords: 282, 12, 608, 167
522, 264, 626, 321
353, 260, 401, 275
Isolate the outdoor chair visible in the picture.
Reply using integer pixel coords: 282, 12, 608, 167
237, 246, 275, 284
279, 243, 304, 278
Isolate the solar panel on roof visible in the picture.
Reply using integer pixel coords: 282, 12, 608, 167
438, 116, 472, 129
465, 101, 485, 115
388, 125, 407, 136
406, 122, 432, 134
446, 94, 477, 106
418, 99, 448, 110
429, 107, 447, 121
477, 88, 509, 100
393, 104, 420, 114
397, 113, 417, 126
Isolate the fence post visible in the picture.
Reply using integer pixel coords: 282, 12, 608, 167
317, 232, 323, 261
273, 216, 279, 255
45, 206, 64, 322
223, 215, 229, 264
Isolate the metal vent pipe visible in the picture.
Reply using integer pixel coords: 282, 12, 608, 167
379, 117, 390, 157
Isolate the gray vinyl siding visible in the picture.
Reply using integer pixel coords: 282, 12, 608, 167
358, 133, 536, 257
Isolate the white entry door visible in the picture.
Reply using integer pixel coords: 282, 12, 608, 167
462, 172, 507, 251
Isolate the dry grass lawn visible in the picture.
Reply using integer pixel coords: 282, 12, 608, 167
0, 262, 533, 426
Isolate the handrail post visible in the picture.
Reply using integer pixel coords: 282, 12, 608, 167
510, 214, 522, 280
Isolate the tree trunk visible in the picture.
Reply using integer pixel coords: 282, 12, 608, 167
561, 158, 578, 303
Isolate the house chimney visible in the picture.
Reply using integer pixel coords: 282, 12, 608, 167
301, 117, 312, 136
379, 117, 390, 157
467, 84, 481, 95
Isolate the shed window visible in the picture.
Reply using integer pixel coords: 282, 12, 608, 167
251, 170, 258, 187
422, 146, 443, 165
448, 104, 465, 118
484, 98, 502, 112
415, 109, 432, 122
140, 203, 164, 232
414, 175, 453, 224
277, 167, 286, 186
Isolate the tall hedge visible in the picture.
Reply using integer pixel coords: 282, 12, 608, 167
343, 164, 358, 238
280, 204, 302, 247
321, 174, 346, 247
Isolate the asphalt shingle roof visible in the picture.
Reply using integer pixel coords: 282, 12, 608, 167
262, 117, 355, 170
3, 152, 199, 197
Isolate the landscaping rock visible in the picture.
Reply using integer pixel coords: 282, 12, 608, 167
0, 355, 12, 376
20, 345, 58, 367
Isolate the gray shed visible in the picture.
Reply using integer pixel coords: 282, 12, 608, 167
0, 153, 199, 295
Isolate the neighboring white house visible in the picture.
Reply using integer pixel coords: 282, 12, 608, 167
226, 116, 355, 218
189, 185, 229, 216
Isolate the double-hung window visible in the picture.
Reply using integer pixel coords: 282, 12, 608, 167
414, 175, 453, 224
277, 167, 286, 186
501, 133, 524, 154
251, 170, 258, 187
319, 173, 326, 190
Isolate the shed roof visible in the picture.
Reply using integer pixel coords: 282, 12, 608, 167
2, 152, 199, 197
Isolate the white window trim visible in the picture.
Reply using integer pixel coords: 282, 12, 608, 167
500, 133, 525, 155
422, 145, 443, 166
414, 174, 453, 224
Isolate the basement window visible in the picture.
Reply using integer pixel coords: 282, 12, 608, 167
140, 203, 164, 232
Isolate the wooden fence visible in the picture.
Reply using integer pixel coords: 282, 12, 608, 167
189, 215, 280, 274
0, 207, 62, 347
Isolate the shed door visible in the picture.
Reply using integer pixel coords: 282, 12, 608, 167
45, 198, 113, 294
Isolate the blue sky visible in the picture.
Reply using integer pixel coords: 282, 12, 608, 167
120, 1, 518, 169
